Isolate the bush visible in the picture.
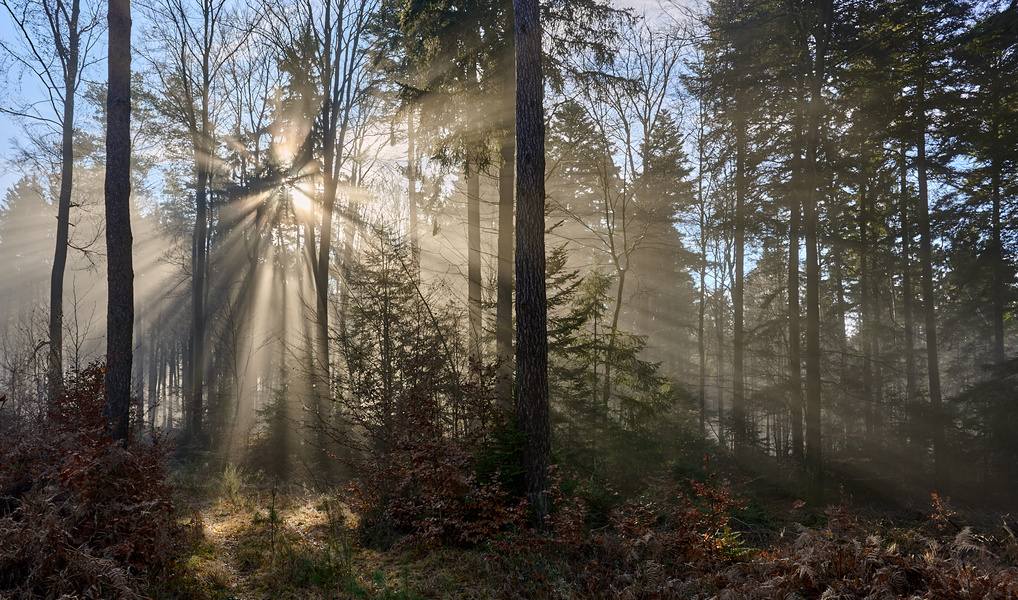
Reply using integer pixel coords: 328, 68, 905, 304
342, 359, 526, 547
0, 361, 180, 599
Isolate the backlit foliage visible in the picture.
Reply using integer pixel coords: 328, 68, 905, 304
0, 362, 179, 599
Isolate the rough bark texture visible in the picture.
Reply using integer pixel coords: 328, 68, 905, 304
104, 0, 133, 444
514, 0, 549, 523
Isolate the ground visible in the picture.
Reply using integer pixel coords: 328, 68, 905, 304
159, 467, 503, 599
153, 464, 1018, 600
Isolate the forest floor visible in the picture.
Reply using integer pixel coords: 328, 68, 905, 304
156, 468, 505, 599
152, 465, 1018, 600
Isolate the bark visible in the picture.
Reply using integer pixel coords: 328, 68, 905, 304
47, 0, 83, 398
408, 110, 419, 256
148, 319, 158, 430
716, 284, 726, 446
732, 105, 747, 456
104, 0, 133, 444
788, 147, 804, 461
467, 160, 482, 361
915, 56, 946, 490
496, 130, 515, 408
860, 159, 875, 441
514, 0, 549, 523
900, 144, 917, 409
190, 141, 209, 444
600, 266, 627, 411
496, 0, 516, 409
698, 185, 707, 435
804, 0, 833, 507
991, 153, 1005, 362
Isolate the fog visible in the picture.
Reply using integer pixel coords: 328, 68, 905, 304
1, 0, 1016, 509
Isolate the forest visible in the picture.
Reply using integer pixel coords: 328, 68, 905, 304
0, 0, 1017, 596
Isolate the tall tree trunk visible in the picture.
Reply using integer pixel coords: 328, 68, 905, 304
991, 154, 1005, 362
788, 153, 804, 461
467, 160, 482, 361
733, 106, 747, 457
148, 320, 158, 430
788, 12, 810, 464
601, 266, 628, 411
860, 159, 875, 442
514, 0, 549, 524
716, 283, 727, 447
315, 92, 340, 472
496, 130, 515, 408
698, 169, 708, 436
495, 0, 516, 409
104, 0, 133, 444
190, 150, 208, 445
803, 0, 833, 507
47, 0, 82, 398
915, 56, 946, 490
900, 144, 917, 413
408, 110, 419, 257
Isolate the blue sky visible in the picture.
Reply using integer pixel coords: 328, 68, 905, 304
0, 0, 677, 199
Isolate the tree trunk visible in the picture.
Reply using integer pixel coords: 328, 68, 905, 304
190, 150, 208, 446
698, 182, 707, 435
900, 144, 917, 413
514, 0, 549, 524
788, 139, 804, 461
915, 57, 946, 490
803, 0, 833, 507
47, 0, 82, 398
104, 0, 133, 444
496, 130, 515, 408
860, 160, 875, 442
408, 110, 420, 256
991, 153, 1005, 362
467, 160, 482, 361
733, 105, 747, 457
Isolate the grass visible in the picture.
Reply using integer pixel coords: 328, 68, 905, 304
152, 466, 486, 599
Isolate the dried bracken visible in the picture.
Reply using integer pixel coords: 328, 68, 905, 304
0, 362, 180, 600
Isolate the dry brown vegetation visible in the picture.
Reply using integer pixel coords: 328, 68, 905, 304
150, 465, 1018, 600
4, 365, 1018, 599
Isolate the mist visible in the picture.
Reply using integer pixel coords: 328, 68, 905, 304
1, 0, 1016, 515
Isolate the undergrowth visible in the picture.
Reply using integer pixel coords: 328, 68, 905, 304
0, 362, 179, 600
6, 362, 1018, 599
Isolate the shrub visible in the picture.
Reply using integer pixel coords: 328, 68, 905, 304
0, 361, 180, 599
342, 359, 526, 547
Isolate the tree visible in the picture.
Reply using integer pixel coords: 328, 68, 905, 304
905, 0, 969, 489
0, 0, 102, 397
104, 0, 133, 443
549, 19, 690, 436
950, 1, 1018, 364
514, 0, 549, 523
802, 0, 833, 506
143, 0, 249, 446
267, 0, 377, 467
